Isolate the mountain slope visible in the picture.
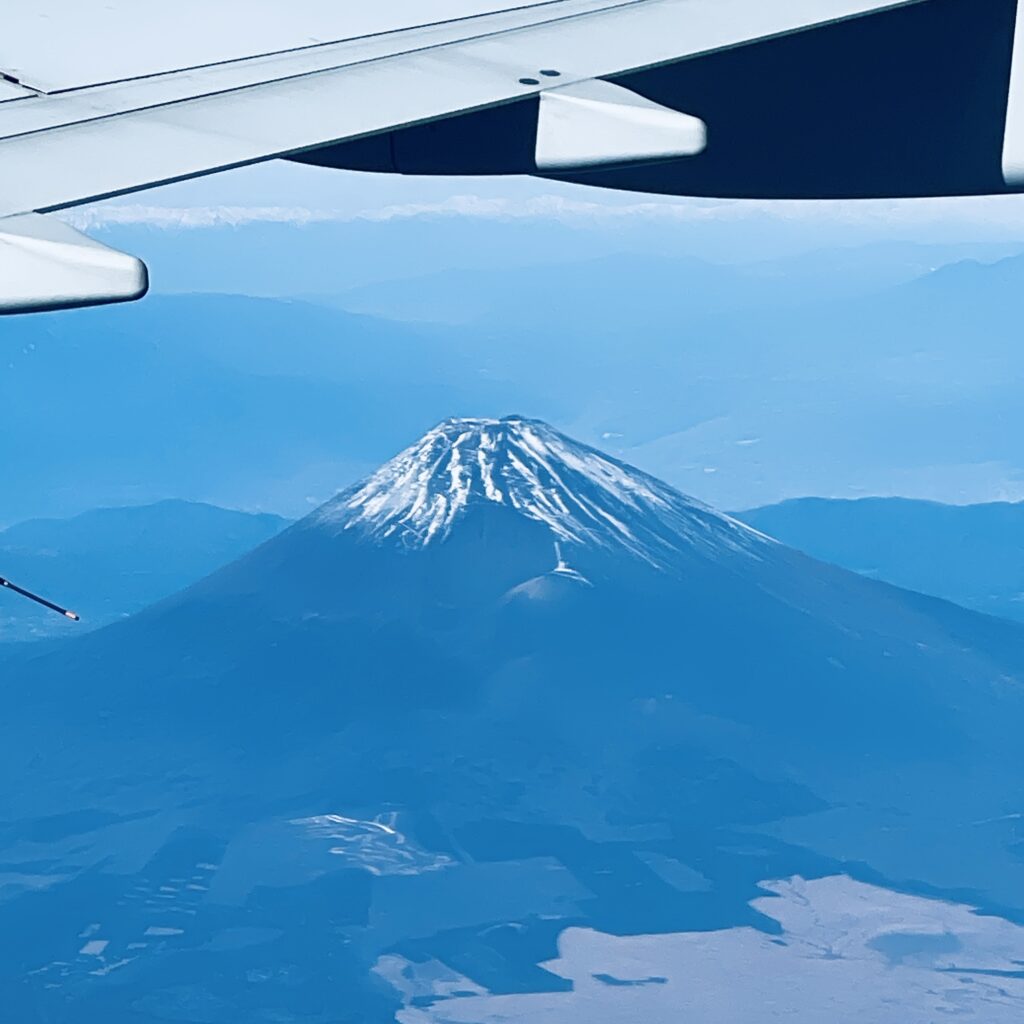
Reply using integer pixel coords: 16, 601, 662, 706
739, 496, 1024, 623
2, 418, 1023, 1023
0, 500, 289, 642
320, 417, 762, 562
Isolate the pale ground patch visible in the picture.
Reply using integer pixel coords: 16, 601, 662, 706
382, 875, 1024, 1023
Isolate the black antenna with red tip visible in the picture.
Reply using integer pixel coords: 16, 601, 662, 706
0, 575, 79, 621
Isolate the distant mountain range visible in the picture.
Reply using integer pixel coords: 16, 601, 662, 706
0, 500, 288, 642
5, 239, 1024, 523
91, 215, 1022, 299
5, 491, 1020, 647
3, 418, 1023, 1022
0, 292, 545, 523
327, 241, 1020, 327
740, 496, 1024, 623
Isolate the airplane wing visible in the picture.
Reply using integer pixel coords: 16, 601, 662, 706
0, 0, 1013, 313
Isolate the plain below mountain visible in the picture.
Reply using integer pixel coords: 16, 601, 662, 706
2, 418, 1023, 1023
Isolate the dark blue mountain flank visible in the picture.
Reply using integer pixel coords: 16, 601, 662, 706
0, 500, 289, 642
739, 496, 1024, 623
2, 418, 1023, 1022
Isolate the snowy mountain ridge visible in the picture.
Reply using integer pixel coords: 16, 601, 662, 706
313, 416, 769, 567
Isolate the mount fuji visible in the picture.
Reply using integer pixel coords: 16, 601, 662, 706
323, 415, 762, 561
3, 417, 1024, 1023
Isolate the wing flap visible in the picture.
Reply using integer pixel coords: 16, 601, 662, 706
535, 79, 706, 170
0, 79, 34, 102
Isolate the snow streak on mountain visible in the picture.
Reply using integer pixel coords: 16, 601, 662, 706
314, 416, 768, 566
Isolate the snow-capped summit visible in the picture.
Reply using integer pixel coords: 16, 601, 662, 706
312, 416, 767, 567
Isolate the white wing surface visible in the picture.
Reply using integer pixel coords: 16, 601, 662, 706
0, 0, 959, 312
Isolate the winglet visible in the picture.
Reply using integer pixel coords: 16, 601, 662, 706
0, 213, 148, 315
